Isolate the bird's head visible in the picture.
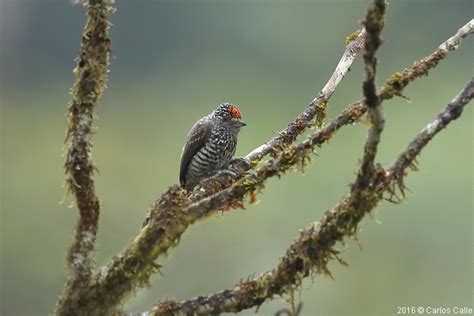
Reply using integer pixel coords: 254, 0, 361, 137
213, 103, 246, 129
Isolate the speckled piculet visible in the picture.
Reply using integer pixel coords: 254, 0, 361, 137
179, 103, 246, 190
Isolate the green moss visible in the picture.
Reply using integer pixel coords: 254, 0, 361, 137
379, 50, 449, 101
345, 29, 362, 46
314, 101, 327, 129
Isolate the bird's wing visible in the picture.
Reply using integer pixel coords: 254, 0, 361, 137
179, 118, 214, 187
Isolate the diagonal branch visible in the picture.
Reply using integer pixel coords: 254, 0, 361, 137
387, 77, 474, 195
80, 19, 474, 316
176, 17, 472, 224
54, 0, 472, 308
55, 0, 113, 315
247, 27, 367, 163
249, 17, 473, 166
148, 78, 473, 316
75, 14, 372, 316
186, 18, 474, 213
379, 19, 474, 100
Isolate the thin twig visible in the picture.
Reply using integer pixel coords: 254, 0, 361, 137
55, 0, 113, 315
387, 77, 474, 196
246, 28, 367, 163
379, 19, 474, 100
247, 16, 472, 168
148, 77, 473, 316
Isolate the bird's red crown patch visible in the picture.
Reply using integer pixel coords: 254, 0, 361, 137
228, 106, 241, 119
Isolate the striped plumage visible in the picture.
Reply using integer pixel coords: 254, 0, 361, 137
180, 103, 246, 190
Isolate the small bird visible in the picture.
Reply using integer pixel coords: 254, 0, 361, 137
179, 103, 246, 190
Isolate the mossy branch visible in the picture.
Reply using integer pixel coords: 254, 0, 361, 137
157, 17, 472, 225
246, 25, 368, 164
77, 19, 472, 316
379, 19, 474, 100
148, 77, 473, 316
55, 0, 473, 313
387, 77, 474, 196
68, 9, 375, 316
56, 0, 113, 315
356, 0, 385, 188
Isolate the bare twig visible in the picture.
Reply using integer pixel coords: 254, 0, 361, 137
439, 20, 474, 53
149, 77, 472, 316
247, 28, 367, 163
56, 0, 113, 315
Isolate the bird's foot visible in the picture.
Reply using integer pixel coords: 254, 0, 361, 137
199, 159, 252, 189
199, 169, 237, 188
229, 157, 251, 171
204, 169, 236, 180
215, 169, 238, 178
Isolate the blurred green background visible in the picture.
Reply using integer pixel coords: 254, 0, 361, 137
1, 1, 472, 315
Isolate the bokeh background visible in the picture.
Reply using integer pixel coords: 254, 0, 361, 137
1, 1, 472, 315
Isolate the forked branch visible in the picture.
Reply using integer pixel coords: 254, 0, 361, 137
85, 18, 473, 316
56, 0, 113, 315
387, 77, 474, 195
149, 78, 473, 316
357, 0, 385, 186
55, 0, 473, 314
246, 27, 368, 163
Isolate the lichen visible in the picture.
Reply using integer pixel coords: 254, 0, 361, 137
345, 29, 362, 46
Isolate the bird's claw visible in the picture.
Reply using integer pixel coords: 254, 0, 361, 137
200, 169, 237, 187
217, 169, 238, 177
229, 157, 251, 171
199, 159, 251, 188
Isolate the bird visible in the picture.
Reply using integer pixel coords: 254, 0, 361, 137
179, 103, 247, 190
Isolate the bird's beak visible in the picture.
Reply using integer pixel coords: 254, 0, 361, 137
231, 117, 246, 127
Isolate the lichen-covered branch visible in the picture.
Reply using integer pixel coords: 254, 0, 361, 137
148, 77, 473, 316
69, 13, 373, 316
55, 0, 113, 315
76, 19, 473, 315
245, 1, 470, 166
55, 0, 473, 311
298, 18, 473, 160
246, 27, 368, 163
186, 18, 474, 211
387, 77, 474, 195
175, 17, 471, 224
356, 0, 385, 186
379, 19, 474, 100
